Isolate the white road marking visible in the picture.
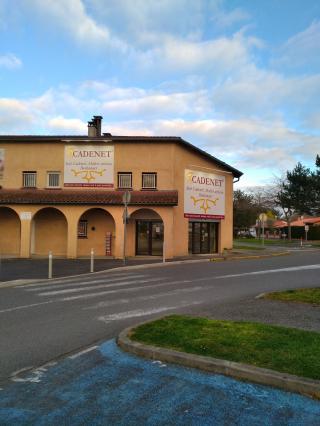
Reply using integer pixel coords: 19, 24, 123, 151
216, 264, 320, 279
38, 278, 163, 296
11, 362, 57, 383
69, 346, 98, 359
98, 301, 202, 323
61, 280, 192, 301
25, 274, 147, 291
0, 300, 55, 314
84, 286, 203, 310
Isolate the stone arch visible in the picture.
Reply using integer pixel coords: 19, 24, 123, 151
32, 207, 68, 256
0, 207, 21, 256
129, 208, 164, 256
77, 208, 116, 257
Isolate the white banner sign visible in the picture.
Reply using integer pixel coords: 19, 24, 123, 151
0, 148, 4, 180
184, 169, 225, 219
64, 145, 114, 187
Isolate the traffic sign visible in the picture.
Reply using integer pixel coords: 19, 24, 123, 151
122, 191, 131, 205
259, 213, 268, 222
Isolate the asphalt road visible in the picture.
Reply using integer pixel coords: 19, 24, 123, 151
1, 250, 320, 386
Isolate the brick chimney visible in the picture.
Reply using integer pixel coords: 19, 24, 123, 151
87, 115, 103, 137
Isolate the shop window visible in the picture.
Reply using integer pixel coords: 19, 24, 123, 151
78, 220, 88, 238
142, 172, 157, 189
118, 172, 132, 189
22, 171, 37, 188
47, 172, 60, 188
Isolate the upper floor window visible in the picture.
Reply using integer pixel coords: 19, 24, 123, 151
47, 171, 60, 188
142, 172, 157, 189
23, 171, 36, 188
118, 172, 132, 189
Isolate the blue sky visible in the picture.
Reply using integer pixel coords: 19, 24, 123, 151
0, 0, 319, 187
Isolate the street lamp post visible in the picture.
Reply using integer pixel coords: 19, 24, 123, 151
283, 207, 292, 241
122, 191, 131, 266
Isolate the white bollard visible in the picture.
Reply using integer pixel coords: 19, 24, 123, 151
90, 248, 94, 273
48, 251, 53, 279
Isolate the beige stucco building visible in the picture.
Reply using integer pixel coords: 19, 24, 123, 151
0, 116, 242, 259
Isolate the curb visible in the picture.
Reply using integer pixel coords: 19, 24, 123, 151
117, 325, 320, 400
211, 251, 290, 262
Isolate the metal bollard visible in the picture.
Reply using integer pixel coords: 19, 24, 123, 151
163, 240, 165, 263
90, 248, 94, 273
48, 251, 53, 279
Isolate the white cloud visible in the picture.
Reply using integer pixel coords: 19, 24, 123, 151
27, 0, 127, 51
0, 99, 34, 131
210, 4, 250, 29
47, 116, 87, 134
0, 53, 22, 69
276, 20, 320, 68
148, 117, 320, 171
102, 90, 211, 118
136, 31, 256, 75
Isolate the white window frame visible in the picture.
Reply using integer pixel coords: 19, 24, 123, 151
142, 172, 157, 189
118, 172, 132, 189
47, 171, 61, 188
22, 171, 37, 188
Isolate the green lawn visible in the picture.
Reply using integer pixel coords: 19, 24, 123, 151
234, 238, 320, 247
265, 288, 320, 305
233, 245, 266, 250
131, 315, 320, 380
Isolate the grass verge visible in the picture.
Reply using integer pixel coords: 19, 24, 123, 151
264, 287, 320, 305
131, 315, 320, 380
233, 245, 265, 250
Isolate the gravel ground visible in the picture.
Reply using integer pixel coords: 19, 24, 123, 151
199, 297, 320, 332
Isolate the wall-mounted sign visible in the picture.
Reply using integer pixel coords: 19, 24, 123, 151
184, 169, 225, 219
64, 145, 114, 187
0, 149, 4, 180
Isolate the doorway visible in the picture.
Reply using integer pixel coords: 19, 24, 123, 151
136, 221, 164, 255
188, 222, 218, 254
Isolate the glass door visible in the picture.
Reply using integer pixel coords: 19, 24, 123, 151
136, 221, 163, 255
189, 222, 218, 254
136, 221, 149, 255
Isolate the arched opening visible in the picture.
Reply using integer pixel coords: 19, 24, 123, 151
0, 207, 21, 256
32, 208, 67, 256
77, 208, 115, 257
130, 208, 164, 256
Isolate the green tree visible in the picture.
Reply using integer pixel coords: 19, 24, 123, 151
277, 162, 315, 216
233, 189, 260, 235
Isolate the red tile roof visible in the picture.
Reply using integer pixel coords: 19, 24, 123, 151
0, 189, 178, 206
273, 220, 287, 228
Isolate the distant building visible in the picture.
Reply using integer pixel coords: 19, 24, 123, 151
0, 116, 242, 258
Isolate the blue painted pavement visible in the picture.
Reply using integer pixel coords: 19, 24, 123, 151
0, 340, 320, 425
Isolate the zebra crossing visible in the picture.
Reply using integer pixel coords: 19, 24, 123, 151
12, 270, 209, 319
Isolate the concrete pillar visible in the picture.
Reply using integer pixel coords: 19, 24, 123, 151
20, 217, 32, 258
67, 218, 78, 259
113, 207, 124, 259
162, 209, 174, 259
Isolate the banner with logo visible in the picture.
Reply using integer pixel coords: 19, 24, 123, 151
64, 145, 114, 187
184, 169, 225, 219
0, 149, 4, 180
